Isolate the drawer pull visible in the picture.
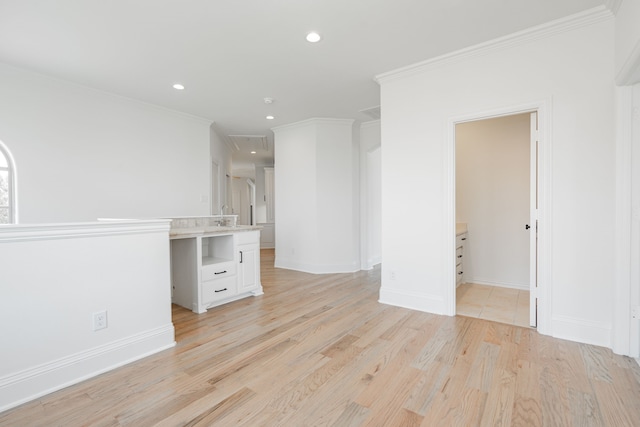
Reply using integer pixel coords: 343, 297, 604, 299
214, 288, 228, 293
214, 270, 227, 275
461, 237, 466, 241
458, 271, 463, 275
457, 255, 462, 258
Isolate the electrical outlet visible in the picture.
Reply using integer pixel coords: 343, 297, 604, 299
632, 306, 640, 320
390, 271, 397, 280
93, 310, 108, 331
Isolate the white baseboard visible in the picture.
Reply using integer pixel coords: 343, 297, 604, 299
551, 315, 612, 348
379, 287, 446, 315
365, 256, 382, 270
0, 324, 175, 413
274, 257, 360, 274
466, 278, 530, 291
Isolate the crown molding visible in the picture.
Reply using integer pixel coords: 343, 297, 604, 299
375, 6, 613, 85
604, 0, 623, 14
271, 117, 355, 133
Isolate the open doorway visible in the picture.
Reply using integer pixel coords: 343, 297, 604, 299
454, 112, 537, 327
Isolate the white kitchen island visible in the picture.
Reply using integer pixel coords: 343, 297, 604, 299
169, 217, 263, 314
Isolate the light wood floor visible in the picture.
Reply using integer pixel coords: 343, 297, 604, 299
457, 283, 530, 328
2, 249, 640, 426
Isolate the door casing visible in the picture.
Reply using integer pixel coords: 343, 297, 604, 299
446, 100, 551, 335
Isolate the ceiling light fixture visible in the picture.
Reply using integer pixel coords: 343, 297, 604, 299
251, 151, 257, 154
172, 83, 185, 90
266, 115, 275, 120
306, 32, 321, 43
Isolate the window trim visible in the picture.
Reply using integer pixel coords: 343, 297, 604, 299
0, 140, 17, 224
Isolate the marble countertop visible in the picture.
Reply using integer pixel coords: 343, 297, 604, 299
169, 225, 262, 239
456, 223, 468, 236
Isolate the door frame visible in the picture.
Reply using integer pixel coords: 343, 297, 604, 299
445, 99, 551, 335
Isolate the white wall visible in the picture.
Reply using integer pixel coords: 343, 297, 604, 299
360, 121, 381, 269
615, 0, 640, 83
378, 11, 615, 347
0, 62, 212, 223
456, 114, 530, 289
0, 220, 174, 411
273, 118, 359, 273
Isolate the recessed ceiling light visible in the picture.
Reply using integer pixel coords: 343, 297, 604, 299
266, 115, 275, 120
250, 151, 257, 154
172, 83, 185, 90
306, 32, 321, 43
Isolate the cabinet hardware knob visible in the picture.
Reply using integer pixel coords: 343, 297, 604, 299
214, 288, 228, 293
458, 271, 463, 275
457, 255, 462, 258
214, 270, 227, 275
461, 237, 466, 240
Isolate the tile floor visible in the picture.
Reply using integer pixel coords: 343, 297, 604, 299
456, 282, 531, 328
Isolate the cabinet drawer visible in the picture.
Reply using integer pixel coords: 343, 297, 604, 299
202, 276, 237, 303
456, 263, 464, 283
456, 247, 463, 261
201, 261, 236, 282
456, 233, 468, 248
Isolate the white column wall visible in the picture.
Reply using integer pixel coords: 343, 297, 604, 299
273, 120, 319, 270
0, 63, 211, 223
273, 118, 359, 273
378, 15, 616, 347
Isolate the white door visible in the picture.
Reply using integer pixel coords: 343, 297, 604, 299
238, 242, 259, 292
529, 112, 539, 327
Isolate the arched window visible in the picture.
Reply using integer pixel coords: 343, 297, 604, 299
0, 141, 16, 224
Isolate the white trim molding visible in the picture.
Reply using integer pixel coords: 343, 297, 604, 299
0, 219, 171, 242
551, 315, 612, 348
274, 258, 360, 274
445, 99, 552, 335
379, 288, 446, 315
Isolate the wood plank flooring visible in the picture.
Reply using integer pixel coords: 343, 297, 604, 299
2, 249, 640, 426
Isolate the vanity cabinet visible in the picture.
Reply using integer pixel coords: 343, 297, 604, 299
456, 232, 468, 286
171, 230, 263, 313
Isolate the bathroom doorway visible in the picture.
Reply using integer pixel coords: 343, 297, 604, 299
454, 112, 538, 327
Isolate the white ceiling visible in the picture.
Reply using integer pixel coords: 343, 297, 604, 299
0, 0, 605, 167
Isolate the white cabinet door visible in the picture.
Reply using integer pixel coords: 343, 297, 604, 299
238, 242, 260, 293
